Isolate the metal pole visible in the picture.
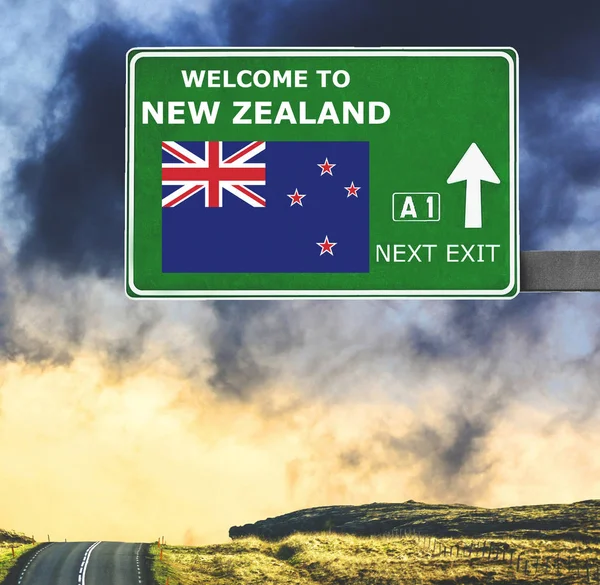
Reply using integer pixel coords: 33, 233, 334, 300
520, 251, 600, 292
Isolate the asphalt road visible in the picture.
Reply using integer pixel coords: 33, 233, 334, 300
9, 541, 148, 585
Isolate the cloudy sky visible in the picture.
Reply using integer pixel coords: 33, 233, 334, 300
0, 0, 599, 545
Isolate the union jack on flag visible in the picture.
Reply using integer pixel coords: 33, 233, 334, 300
161, 141, 267, 208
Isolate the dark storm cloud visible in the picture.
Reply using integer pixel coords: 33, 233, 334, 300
13, 0, 600, 277
327, 390, 504, 500
103, 303, 161, 365
406, 292, 549, 362
13, 27, 142, 278
207, 301, 272, 396
208, 300, 302, 397
374, 395, 503, 499
5, 20, 296, 396
265, 0, 600, 79
519, 85, 600, 250
396, 411, 492, 491
213, 0, 278, 45
6, 1, 600, 410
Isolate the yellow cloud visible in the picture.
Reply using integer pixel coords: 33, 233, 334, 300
1, 353, 599, 545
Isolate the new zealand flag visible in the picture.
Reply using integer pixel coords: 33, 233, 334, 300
161, 140, 370, 273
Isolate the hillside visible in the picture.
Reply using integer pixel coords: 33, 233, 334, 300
151, 533, 600, 585
229, 499, 600, 542
149, 500, 600, 584
0, 530, 35, 583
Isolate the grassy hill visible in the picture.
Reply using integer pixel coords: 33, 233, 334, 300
0, 530, 35, 583
229, 499, 600, 542
150, 500, 600, 585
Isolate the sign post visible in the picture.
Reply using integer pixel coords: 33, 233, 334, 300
126, 47, 518, 299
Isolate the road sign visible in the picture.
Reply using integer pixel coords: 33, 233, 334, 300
126, 47, 519, 299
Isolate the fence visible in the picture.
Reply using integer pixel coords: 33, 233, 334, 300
385, 528, 600, 583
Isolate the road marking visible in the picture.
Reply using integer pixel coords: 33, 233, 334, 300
18, 543, 53, 584
136, 543, 143, 584
79, 541, 101, 585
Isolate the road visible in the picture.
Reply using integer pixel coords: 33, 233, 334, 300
7, 541, 149, 585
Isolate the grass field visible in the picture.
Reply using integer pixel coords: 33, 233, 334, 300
0, 530, 36, 583
149, 500, 600, 584
150, 533, 600, 584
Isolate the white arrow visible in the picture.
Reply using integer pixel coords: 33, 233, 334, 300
447, 143, 500, 229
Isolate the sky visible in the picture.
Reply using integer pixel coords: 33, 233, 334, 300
0, 0, 599, 545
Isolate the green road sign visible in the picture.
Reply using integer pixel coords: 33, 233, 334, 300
126, 47, 519, 299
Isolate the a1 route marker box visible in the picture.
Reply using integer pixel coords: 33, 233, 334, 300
126, 47, 519, 299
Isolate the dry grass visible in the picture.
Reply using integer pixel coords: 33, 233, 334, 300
150, 533, 600, 585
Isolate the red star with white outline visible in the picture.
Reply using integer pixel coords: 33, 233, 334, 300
317, 235, 337, 256
345, 181, 361, 197
287, 189, 306, 206
317, 158, 336, 176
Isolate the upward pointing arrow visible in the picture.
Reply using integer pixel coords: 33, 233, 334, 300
447, 143, 500, 229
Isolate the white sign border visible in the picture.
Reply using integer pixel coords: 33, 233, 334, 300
126, 47, 519, 299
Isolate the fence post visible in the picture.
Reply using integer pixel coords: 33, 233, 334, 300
517, 552, 524, 572
11, 546, 15, 558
